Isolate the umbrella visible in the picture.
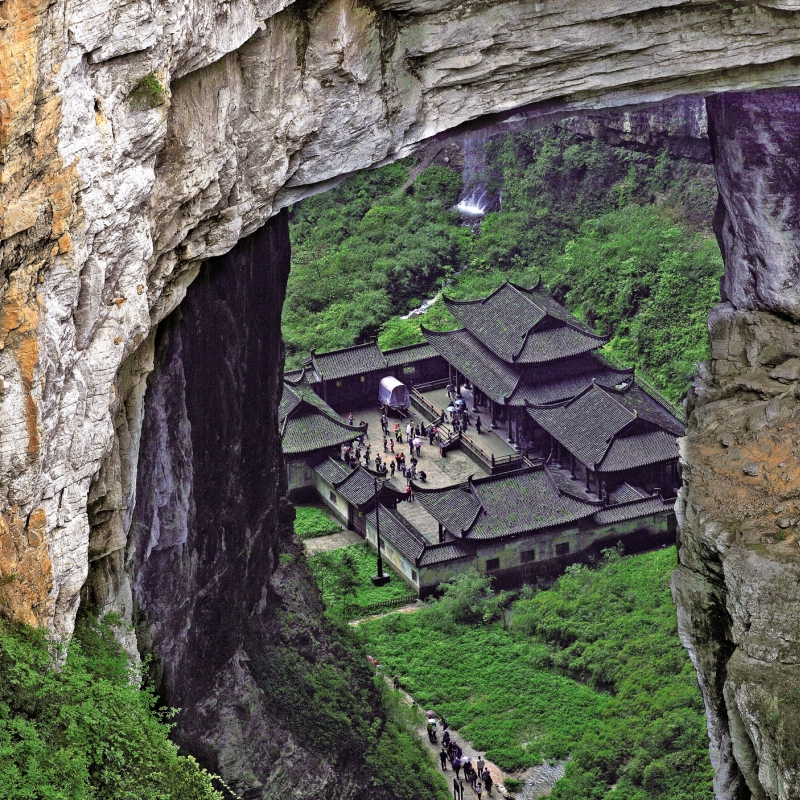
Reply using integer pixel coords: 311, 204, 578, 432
446, 405, 456, 414
425, 710, 437, 719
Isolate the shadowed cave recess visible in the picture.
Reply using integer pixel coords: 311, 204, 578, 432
81, 90, 800, 800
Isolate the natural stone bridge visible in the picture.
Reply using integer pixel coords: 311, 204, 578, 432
3, 0, 800, 796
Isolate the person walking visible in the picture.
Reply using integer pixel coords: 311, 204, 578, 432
390, 460, 395, 478
441, 716, 448, 732
383, 436, 388, 453
442, 729, 450, 746
394, 422, 402, 442
439, 749, 448, 771
428, 426, 436, 446
381, 413, 388, 434
405, 421, 412, 443
453, 759, 462, 781
476, 755, 484, 776
475, 416, 482, 434
348, 412, 354, 426
482, 768, 493, 795
475, 780, 483, 799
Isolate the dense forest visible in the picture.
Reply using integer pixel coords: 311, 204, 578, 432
285, 124, 723, 401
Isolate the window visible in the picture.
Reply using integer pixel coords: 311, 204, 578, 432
360, 375, 365, 382
329, 491, 336, 503
555, 542, 570, 556
521, 549, 536, 563
411, 570, 418, 582
403, 365, 416, 374
335, 380, 342, 387
486, 557, 500, 571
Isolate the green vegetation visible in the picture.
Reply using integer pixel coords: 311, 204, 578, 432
244, 592, 448, 800
285, 162, 471, 364
0, 612, 222, 800
308, 542, 414, 616
293, 503, 342, 539
358, 549, 714, 800
129, 72, 166, 109
287, 125, 723, 400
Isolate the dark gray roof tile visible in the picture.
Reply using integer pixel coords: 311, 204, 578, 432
593, 497, 675, 525
311, 343, 387, 381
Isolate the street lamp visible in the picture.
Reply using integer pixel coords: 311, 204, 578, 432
371, 476, 390, 586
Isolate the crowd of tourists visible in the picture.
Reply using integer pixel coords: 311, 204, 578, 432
426, 713, 494, 798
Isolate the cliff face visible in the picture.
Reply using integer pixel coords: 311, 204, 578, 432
673, 91, 800, 800
124, 214, 390, 798
4, 0, 800, 641
4, 1, 800, 797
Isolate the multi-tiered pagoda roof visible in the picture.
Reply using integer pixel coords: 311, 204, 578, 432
423, 280, 630, 406
527, 381, 683, 474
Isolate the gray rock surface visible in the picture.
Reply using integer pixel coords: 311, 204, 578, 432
4, 2, 800, 797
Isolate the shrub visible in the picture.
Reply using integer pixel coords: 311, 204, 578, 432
0, 613, 222, 800
129, 72, 166, 109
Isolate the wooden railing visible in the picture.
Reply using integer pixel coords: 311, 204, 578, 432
342, 593, 418, 619
412, 378, 449, 393
410, 387, 440, 422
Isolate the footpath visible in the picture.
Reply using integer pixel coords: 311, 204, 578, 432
391, 682, 511, 798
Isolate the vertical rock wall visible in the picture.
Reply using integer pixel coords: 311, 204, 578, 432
674, 90, 800, 800
125, 212, 385, 798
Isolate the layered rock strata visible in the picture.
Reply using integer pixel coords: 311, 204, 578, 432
674, 91, 800, 800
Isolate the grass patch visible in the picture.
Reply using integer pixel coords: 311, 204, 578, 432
294, 503, 342, 540
308, 542, 415, 616
358, 549, 714, 800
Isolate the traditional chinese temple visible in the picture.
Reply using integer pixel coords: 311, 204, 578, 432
280, 280, 684, 596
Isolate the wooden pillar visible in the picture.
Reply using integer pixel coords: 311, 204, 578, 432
506, 406, 513, 442
570, 453, 576, 479
585, 467, 591, 492
491, 400, 498, 429
438, 522, 444, 543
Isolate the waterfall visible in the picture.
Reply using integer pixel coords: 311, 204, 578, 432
455, 137, 498, 219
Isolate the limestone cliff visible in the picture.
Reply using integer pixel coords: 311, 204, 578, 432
3, 0, 800, 641
4, 0, 800, 797
673, 91, 800, 800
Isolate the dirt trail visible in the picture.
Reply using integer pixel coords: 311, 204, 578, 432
390, 682, 511, 798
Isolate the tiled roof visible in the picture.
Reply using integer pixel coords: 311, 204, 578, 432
384, 342, 439, 366
282, 413, 364, 456
600, 430, 680, 473
593, 496, 675, 525
443, 282, 605, 364
515, 325, 607, 364
608, 482, 649, 504
415, 466, 596, 541
314, 457, 351, 485
508, 357, 635, 406
336, 467, 380, 508
371, 504, 428, 563
423, 327, 521, 404
311, 342, 387, 381
413, 482, 482, 535
418, 541, 473, 566
527, 382, 683, 473
280, 384, 364, 455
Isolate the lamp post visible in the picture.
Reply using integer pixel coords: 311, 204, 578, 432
371, 477, 390, 586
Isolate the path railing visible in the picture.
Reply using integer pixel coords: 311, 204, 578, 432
412, 378, 449, 393
342, 593, 418, 620
410, 387, 440, 422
